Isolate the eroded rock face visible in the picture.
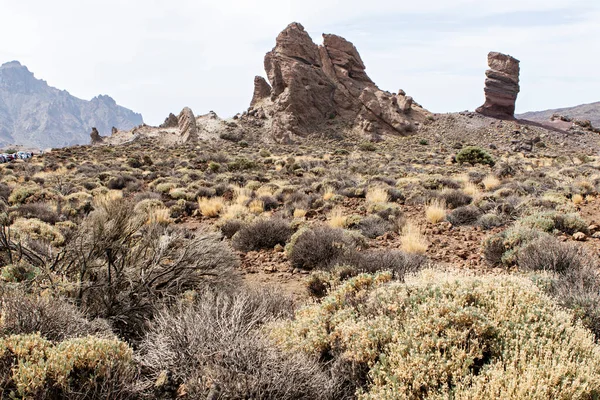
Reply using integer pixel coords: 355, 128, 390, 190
250, 76, 272, 108
177, 107, 198, 142
248, 22, 426, 142
160, 113, 179, 128
476, 52, 520, 119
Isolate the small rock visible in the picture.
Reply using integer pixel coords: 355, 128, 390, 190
573, 232, 586, 241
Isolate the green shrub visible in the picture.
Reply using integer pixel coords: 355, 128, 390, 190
0, 333, 134, 399
270, 270, 600, 399
455, 146, 495, 166
358, 142, 376, 152
520, 211, 588, 235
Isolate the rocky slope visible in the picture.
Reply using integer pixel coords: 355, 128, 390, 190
0, 61, 143, 148
518, 102, 600, 127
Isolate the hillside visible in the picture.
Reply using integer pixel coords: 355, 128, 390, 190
0, 61, 143, 148
518, 101, 600, 127
2, 22, 600, 400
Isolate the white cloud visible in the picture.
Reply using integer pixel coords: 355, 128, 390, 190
0, 0, 598, 124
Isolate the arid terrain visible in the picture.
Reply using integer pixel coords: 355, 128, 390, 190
2, 22, 600, 400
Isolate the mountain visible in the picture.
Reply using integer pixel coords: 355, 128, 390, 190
518, 102, 600, 127
0, 61, 143, 148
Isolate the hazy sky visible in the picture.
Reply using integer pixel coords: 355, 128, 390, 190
1, 0, 598, 125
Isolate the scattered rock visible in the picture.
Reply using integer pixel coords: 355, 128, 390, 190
476, 52, 520, 119
573, 232, 586, 241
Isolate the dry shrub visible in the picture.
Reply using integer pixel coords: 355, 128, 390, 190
138, 289, 338, 399
288, 227, 355, 270
0, 288, 112, 341
60, 199, 240, 340
547, 264, 600, 341
425, 199, 446, 223
270, 270, 600, 399
438, 189, 472, 209
355, 215, 394, 239
573, 193, 584, 205
447, 205, 483, 226
11, 217, 65, 246
400, 222, 428, 254
197, 196, 224, 217
14, 202, 60, 224
220, 218, 245, 239
482, 174, 501, 191
232, 217, 292, 252
248, 199, 265, 214
328, 207, 348, 228
517, 236, 585, 273
366, 187, 389, 204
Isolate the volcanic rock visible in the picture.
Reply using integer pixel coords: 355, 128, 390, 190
177, 107, 198, 142
248, 22, 427, 142
90, 127, 103, 144
160, 113, 179, 128
250, 76, 272, 108
476, 52, 520, 119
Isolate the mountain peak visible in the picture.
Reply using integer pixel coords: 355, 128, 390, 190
0, 61, 143, 148
1, 60, 24, 69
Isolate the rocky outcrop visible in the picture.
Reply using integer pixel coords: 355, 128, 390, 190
250, 76, 272, 108
177, 107, 198, 142
247, 23, 427, 142
160, 113, 179, 128
90, 127, 103, 144
476, 52, 520, 119
0, 61, 143, 148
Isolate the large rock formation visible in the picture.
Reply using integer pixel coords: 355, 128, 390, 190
0, 61, 143, 148
248, 23, 427, 142
177, 107, 198, 142
90, 127, 103, 144
476, 52, 520, 119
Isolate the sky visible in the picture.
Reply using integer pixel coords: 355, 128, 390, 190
0, 0, 598, 125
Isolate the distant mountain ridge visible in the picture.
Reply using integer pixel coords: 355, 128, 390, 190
518, 102, 600, 127
0, 61, 143, 148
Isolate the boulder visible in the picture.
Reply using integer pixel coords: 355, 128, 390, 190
249, 22, 426, 142
177, 107, 198, 142
476, 52, 520, 119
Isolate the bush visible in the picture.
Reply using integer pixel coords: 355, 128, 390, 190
355, 215, 394, 239
482, 226, 545, 267
8, 185, 42, 205
455, 146, 495, 166
61, 199, 240, 340
0, 333, 134, 399
138, 289, 338, 399
438, 189, 472, 209
220, 218, 245, 239
447, 205, 482, 226
546, 265, 600, 341
287, 227, 356, 270
520, 211, 588, 235
232, 218, 293, 252
0, 288, 112, 341
11, 217, 65, 246
270, 270, 600, 399
14, 202, 60, 224
477, 213, 503, 230
517, 236, 585, 274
